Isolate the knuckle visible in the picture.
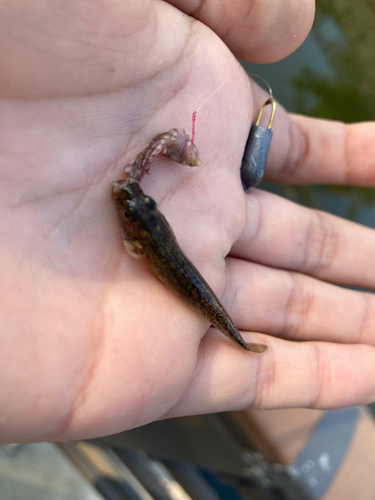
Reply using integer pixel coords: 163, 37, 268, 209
310, 343, 331, 409
302, 211, 338, 277
284, 273, 314, 339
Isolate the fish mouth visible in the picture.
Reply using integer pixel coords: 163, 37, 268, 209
112, 180, 127, 193
112, 180, 130, 200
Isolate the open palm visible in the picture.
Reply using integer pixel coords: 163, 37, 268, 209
2, 0, 375, 444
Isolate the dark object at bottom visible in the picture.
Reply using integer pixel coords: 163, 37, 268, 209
240, 125, 273, 191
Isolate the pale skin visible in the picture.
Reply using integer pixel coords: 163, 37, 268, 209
1, 0, 375, 445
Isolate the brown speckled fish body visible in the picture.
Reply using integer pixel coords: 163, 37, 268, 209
112, 180, 266, 353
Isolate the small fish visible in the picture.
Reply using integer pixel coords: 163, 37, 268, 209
112, 180, 266, 353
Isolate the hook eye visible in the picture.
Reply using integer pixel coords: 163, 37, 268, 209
255, 98, 277, 129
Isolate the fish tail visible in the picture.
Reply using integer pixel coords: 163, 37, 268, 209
224, 319, 267, 353
246, 342, 268, 353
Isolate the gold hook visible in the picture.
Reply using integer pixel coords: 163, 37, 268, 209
255, 98, 277, 129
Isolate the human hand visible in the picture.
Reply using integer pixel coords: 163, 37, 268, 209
2, 0, 374, 445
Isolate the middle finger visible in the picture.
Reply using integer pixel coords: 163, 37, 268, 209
224, 257, 375, 346
232, 189, 375, 289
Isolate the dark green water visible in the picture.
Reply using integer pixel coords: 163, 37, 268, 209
242, 0, 375, 227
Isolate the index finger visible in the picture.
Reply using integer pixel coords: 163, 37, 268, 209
267, 113, 375, 186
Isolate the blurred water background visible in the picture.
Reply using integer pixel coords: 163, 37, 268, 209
241, 0, 375, 227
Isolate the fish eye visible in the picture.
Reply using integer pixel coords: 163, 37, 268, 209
123, 204, 138, 221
